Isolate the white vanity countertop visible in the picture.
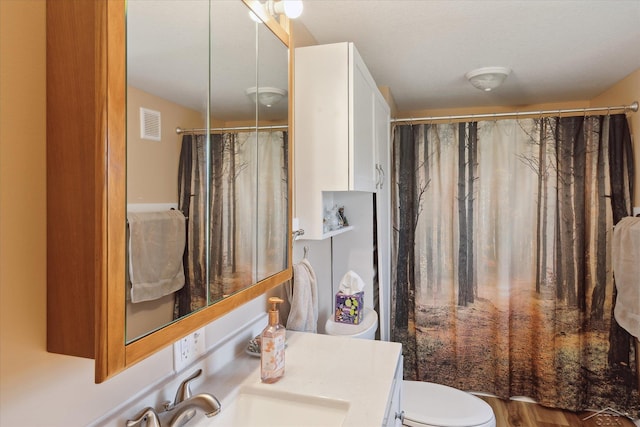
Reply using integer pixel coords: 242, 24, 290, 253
194, 331, 402, 427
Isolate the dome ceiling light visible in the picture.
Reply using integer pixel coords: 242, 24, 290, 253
465, 67, 511, 92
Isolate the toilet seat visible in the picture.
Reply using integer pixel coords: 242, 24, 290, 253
402, 381, 496, 427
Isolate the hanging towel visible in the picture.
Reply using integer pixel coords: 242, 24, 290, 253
286, 257, 318, 332
127, 210, 186, 303
612, 216, 640, 338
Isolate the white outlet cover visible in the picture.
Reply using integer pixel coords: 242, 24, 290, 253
633, 206, 640, 217
193, 329, 205, 355
173, 327, 206, 372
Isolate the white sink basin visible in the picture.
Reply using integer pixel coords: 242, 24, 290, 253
194, 385, 350, 427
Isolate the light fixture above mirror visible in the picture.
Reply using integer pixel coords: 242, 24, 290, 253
266, 0, 303, 19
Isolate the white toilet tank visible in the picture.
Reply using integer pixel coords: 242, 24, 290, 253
324, 307, 378, 339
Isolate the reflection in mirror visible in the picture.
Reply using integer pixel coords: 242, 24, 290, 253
205, 2, 259, 305
125, 0, 289, 344
256, 22, 289, 283
126, 0, 210, 343
204, 9, 290, 305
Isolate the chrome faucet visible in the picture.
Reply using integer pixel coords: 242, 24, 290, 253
159, 369, 222, 427
165, 369, 203, 410
126, 407, 161, 427
167, 393, 222, 427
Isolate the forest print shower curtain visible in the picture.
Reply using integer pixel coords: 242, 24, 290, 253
391, 115, 637, 416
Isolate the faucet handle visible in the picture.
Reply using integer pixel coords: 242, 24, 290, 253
173, 369, 203, 406
126, 407, 161, 427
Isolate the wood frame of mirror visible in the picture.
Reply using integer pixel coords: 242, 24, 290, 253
46, 0, 293, 383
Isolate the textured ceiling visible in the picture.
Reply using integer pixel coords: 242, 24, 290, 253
127, 1, 640, 120
296, 0, 640, 115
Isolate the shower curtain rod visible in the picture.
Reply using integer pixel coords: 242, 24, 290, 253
391, 101, 638, 124
177, 101, 638, 132
176, 124, 287, 134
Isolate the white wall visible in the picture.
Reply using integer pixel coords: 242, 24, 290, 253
292, 238, 334, 333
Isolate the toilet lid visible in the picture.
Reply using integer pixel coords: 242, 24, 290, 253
324, 308, 378, 336
403, 381, 495, 427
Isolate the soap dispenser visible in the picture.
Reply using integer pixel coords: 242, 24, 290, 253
261, 297, 286, 383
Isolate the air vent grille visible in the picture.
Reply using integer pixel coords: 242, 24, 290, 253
140, 107, 161, 141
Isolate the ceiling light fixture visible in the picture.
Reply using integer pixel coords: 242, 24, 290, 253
465, 67, 511, 92
267, 0, 304, 19
246, 86, 287, 107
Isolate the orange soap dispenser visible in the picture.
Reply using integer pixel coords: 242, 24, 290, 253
260, 297, 286, 383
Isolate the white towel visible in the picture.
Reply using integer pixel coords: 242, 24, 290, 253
286, 257, 318, 332
612, 216, 640, 338
127, 210, 186, 303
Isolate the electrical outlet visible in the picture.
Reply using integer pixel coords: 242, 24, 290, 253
173, 327, 206, 372
633, 206, 640, 217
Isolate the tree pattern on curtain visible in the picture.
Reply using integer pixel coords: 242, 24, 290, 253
175, 131, 288, 317
175, 133, 208, 318
391, 115, 637, 415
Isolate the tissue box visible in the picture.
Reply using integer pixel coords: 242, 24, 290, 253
334, 291, 364, 325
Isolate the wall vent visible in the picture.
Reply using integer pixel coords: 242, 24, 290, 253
140, 107, 161, 141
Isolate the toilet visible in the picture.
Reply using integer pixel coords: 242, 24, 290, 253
325, 308, 497, 427
324, 307, 379, 339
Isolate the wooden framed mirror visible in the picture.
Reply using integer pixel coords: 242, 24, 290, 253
125, 0, 289, 343
47, 0, 292, 383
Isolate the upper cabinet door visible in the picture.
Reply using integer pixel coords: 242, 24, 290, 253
351, 45, 377, 193
294, 43, 350, 193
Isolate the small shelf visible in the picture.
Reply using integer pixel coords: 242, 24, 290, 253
297, 225, 354, 241
322, 225, 354, 239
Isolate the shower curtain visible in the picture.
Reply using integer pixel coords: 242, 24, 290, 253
391, 115, 638, 416
174, 131, 288, 318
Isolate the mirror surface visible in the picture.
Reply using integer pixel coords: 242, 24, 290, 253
125, 0, 288, 343
256, 22, 289, 283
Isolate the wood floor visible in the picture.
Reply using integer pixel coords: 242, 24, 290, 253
477, 395, 638, 427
